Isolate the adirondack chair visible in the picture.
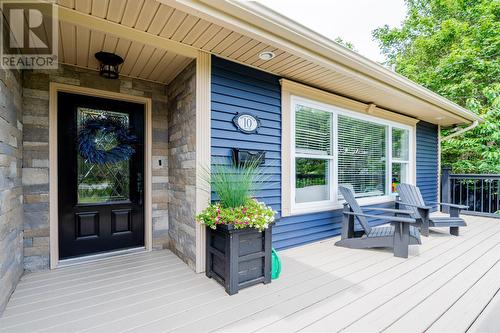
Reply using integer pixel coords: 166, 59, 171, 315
335, 186, 421, 258
396, 183, 468, 236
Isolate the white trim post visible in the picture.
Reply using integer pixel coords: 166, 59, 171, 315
195, 51, 211, 273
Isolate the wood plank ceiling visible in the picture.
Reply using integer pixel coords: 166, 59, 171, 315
56, 0, 348, 90
57, 0, 197, 84
56, 0, 464, 124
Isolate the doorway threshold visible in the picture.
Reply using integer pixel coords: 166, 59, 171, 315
57, 247, 147, 269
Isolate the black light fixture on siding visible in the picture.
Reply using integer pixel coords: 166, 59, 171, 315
95, 51, 124, 79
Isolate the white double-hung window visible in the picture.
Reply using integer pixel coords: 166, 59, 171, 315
294, 103, 334, 206
391, 127, 411, 193
289, 95, 414, 214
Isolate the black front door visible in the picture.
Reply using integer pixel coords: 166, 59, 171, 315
58, 92, 145, 259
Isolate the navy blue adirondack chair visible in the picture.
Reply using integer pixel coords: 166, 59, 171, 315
396, 183, 467, 236
335, 186, 421, 258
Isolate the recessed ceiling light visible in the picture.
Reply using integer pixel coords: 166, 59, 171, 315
435, 116, 445, 120
259, 51, 275, 61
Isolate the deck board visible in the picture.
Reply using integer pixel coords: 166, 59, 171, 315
223, 220, 499, 333
468, 288, 500, 333
0, 214, 498, 333
422, 259, 500, 332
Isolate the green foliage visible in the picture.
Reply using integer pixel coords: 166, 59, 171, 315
334, 37, 357, 51
196, 199, 276, 231
442, 86, 500, 173
207, 160, 268, 208
196, 160, 276, 231
295, 158, 327, 188
373, 0, 500, 173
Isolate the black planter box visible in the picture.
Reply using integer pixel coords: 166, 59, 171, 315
206, 223, 272, 295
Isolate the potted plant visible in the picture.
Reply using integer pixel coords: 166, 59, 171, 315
196, 161, 276, 295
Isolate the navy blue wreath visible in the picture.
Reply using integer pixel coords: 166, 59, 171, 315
77, 117, 136, 164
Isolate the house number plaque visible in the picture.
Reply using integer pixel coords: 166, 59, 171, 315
233, 113, 261, 134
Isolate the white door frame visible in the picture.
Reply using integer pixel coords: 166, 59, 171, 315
49, 82, 153, 269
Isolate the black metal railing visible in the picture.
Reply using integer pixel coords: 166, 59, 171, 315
441, 168, 500, 218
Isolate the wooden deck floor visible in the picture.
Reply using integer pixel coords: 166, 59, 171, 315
1, 214, 499, 332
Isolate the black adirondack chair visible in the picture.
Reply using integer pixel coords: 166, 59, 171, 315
396, 183, 468, 236
335, 186, 421, 258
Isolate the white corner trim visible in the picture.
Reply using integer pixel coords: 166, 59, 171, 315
281, 88, 292, 217
49, 83, 153, 269
195, 51, 211, 273
413, 122, 418, 186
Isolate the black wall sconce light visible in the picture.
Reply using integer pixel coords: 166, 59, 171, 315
95, 51, 124, 79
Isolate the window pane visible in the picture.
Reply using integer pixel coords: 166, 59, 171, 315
392, 162, 409, 193
295, 158, 330, 203
392, 128, 409, 160
338, 115, 387, 198
295, 104, 332, 155
77, 108, 130, 204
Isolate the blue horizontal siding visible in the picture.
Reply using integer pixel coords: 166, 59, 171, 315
212, 102, 282, 122
416, 121, 439, 205
210, 56, 440, 251
276, 202, 395, 250
211, 56, 282, 219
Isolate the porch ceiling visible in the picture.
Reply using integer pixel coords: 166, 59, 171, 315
55, 0, 479, 126
58, 22, 193, 84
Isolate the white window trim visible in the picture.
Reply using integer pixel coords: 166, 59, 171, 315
287, 95, 416, 216
291, 97, 336, 214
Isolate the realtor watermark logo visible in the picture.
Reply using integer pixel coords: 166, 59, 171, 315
1, 1, 58, 69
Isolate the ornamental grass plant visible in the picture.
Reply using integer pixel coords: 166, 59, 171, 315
196, 159, 276, 231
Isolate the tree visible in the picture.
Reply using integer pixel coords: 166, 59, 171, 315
373, 0, 499, 173
334, 37, 357, 52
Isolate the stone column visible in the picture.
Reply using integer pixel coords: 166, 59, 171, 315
0, 68, 24, 313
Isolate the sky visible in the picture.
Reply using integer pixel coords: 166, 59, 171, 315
255, 0, 407, 63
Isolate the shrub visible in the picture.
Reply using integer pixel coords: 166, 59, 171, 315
196, 159, 276, 231
196, 198, 275, 231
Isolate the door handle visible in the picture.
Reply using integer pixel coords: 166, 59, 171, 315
137, 172, 143, 206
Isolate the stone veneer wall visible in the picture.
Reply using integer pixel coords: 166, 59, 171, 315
166, 61, 197, 270
22, 65, 170, 271
0, 68, 23, 313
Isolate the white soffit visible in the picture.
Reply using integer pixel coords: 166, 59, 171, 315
55, 0, 481, 125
